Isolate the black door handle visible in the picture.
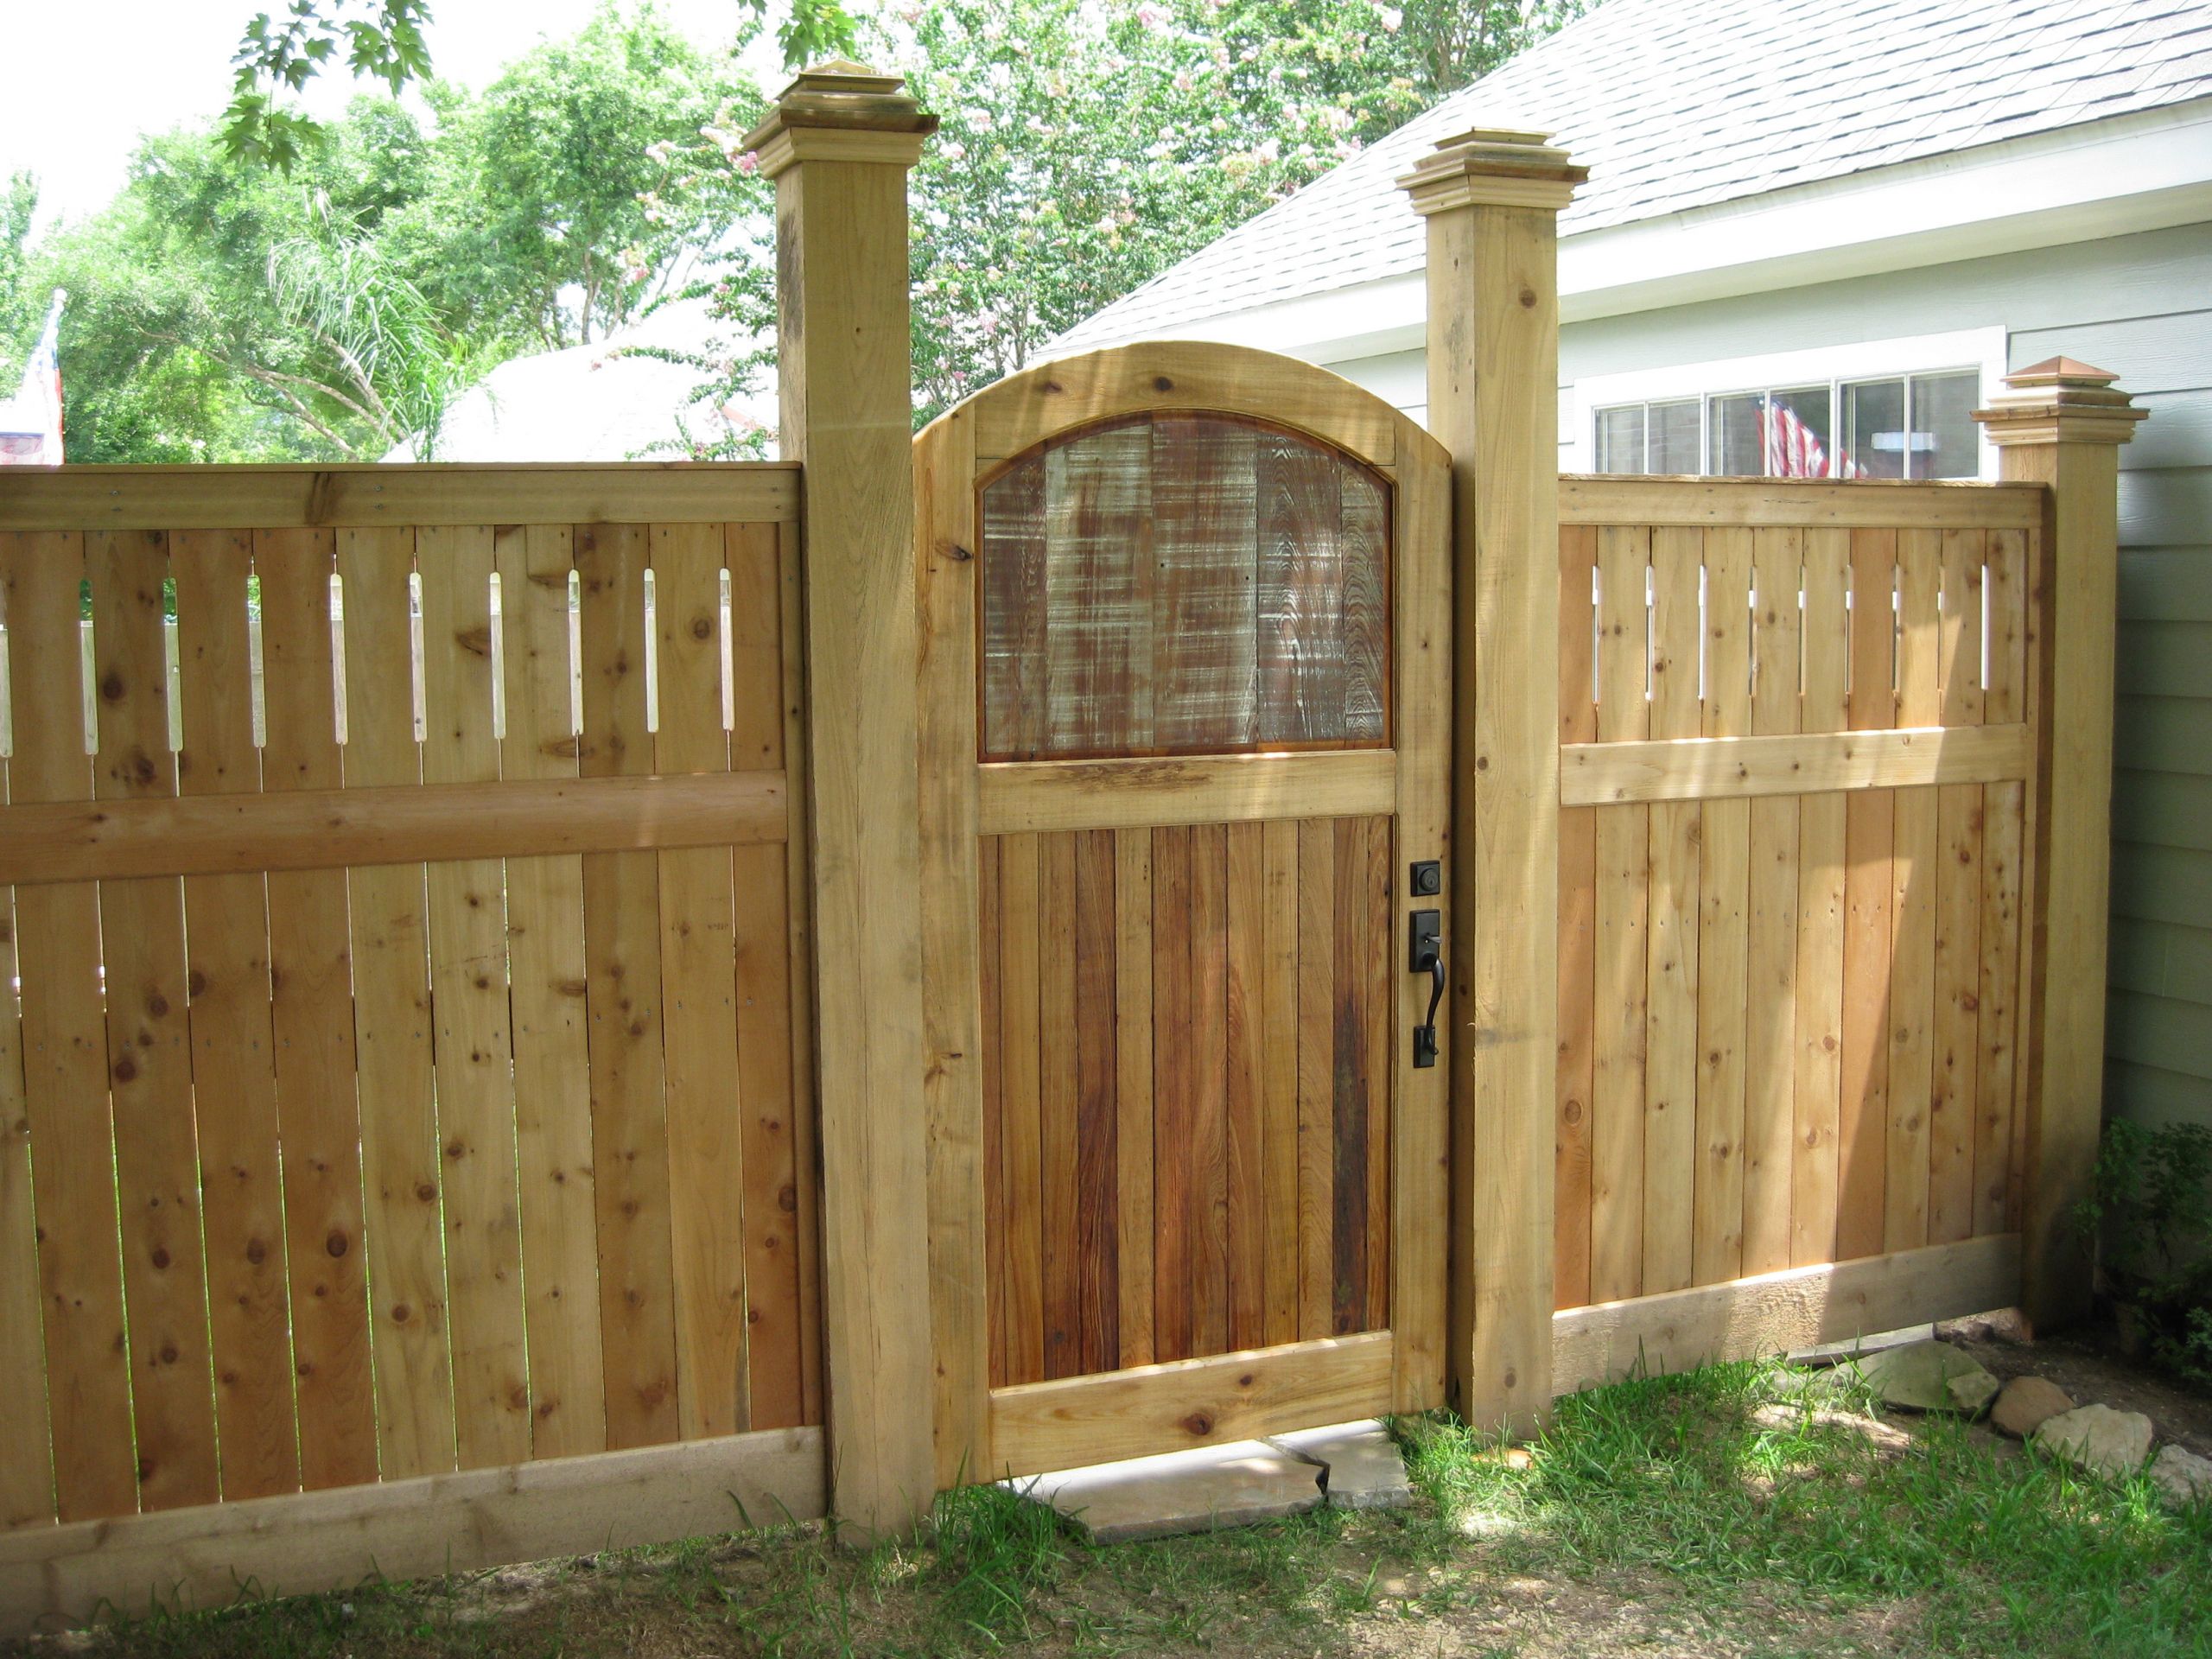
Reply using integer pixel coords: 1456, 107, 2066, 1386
1411, 908, 1443, 1068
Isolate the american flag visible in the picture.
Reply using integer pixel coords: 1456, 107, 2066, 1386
0, 289, 65, 467
1761, 396, 1860, 479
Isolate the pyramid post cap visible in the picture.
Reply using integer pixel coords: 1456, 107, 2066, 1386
743, 59, 937, 174
1974, 359, 2145, 446
1397, 123, 1586, 215
2004, 356, 2120, 388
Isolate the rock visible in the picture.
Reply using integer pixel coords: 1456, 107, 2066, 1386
1845, 1339, 2002, 1414
2149, 1444, 2212, 1508
1267, 1420, 1414, 1510
2033, 1404, 2155, 1479
1990, 1376, 2074, 1440
1936, 1308, 2030, 1344
1789, 1325, 1935, 1368
1011, 1438, 1323, 1543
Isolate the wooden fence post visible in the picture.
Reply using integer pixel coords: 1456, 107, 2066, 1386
1974, 359, 2145, 1332
1400, 130, 1586, 1434
747, 62, 939, 1538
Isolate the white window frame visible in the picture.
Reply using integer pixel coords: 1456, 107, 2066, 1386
1566, 327, 2008, 480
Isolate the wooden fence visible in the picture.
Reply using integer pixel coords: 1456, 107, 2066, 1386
0, 65, 2147, 1637
0, 467, 826, 1618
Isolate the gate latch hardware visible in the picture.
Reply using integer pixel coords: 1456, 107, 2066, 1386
1410, 909, 1443, 1069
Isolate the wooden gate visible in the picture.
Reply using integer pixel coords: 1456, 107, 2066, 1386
917, 344, 1452, 1483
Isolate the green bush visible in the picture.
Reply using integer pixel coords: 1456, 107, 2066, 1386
2074, 1119, 2212, 1386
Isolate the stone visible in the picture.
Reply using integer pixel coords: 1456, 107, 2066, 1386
1267, 1420, 1414, 1510
1989, 1376, 2074, 1440
2032, 1404, 2155, 1480
1936, 1308, 2030, 1344
1009, 1439, 1323, 1543
1789, 1325, 1936, 1368
1844, 1339, 2002, 1414
2149, 1444, 2212, 1509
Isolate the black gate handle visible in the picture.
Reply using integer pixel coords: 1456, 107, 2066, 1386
1411, 907, 1443, 1069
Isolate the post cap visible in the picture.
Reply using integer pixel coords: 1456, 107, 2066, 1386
1974, 358, 2146, 448
743, 60, 938, 178
1397, 125, 1586, 216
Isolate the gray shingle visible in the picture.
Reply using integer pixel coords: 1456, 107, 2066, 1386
1057, 0, 2212, 353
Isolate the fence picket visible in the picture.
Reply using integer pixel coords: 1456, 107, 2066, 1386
1074, 827, 1121, 1373
998, 831, 1045, 1384
1885, 530, 1942, 1253
1792, 530, 1850, 1267
1694, 528, 1752, 1287
1259, 818, 1300, 1347
1225, 820, 1267, 1353
1978, 530, 2029, 1237
1039, 831, 1081, 1379
493, 524, 606, 1460
1294, 818, 1336, 1338
1331, 817, 1371, 1333
1150, 824, 1195, 1359
258, 530, 380, 1489
88, 531, 219, 1513
1838, 529, 1897, 1262
1190, 822, 1231, 1355
0, 868, 51, 1529
1555, 526, 1598, 1309
1112, 828, 1155, 1368
1929, 529, 1986, 1246
175, 529, 298, 1500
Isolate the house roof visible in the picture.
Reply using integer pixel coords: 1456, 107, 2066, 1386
1057, 0, 2212, 353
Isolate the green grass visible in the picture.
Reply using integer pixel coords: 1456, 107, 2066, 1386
21, 1361, 2211, 1658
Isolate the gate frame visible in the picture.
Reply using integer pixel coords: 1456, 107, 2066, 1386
913, 341, 1454, 1487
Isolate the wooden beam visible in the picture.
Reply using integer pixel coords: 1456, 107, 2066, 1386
0, 1427, 824, 1637
1976, 363, 2145, 1331
750, 64, 939, 1541
1558, 475, 2043, 531
1551, 1234, 2021, 1393
0, 772, 785, 886
988, 1332, 1394, 1479
0, 465, 798, 531
1402, 127, 1583, 1437
978, 751, 1395, 836
972, 342, 1398, 469
1559, 724, 2030, 807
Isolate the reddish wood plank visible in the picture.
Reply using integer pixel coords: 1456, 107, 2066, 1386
1074, 828, 1121, 1375
1260, 818, 1300, 1346
1039, 834, 1080, 1380
1151, 825, 1195, 1362
1295, 818, 1337, 1339
1113, 829, 1155, 1369
1189, 823, 1231, 1357
1331, 817, 1371, 1334
998, 833, 1046, 1385
1363, 814, 1391, 1326
1225, 821, 1268, 1352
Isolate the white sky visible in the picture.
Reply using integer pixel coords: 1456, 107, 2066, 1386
0, 0, 785, 231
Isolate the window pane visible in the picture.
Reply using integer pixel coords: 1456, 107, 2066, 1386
1764, 385, 1834, 476
1649, 399, 1700, 474
1909, 371, 1981, 479
1711, 393, 1764, 476
1843, 378, 1907, 480
1595, 405, 1646, 474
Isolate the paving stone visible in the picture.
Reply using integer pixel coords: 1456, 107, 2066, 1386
1788, 1324, 1936, 1368
1843, 1339, 2001, 1414
2032, 1404, 2155, 1480
1267, 1420, 1414, 1510
1010, 1439, 1323, 1543
1990, 1375, 2074, 1440
2150, 1444, 2212, 1508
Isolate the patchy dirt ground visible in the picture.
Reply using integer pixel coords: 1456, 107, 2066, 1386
1944, 1312, 2212, 1455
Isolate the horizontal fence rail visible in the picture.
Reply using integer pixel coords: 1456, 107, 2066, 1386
0, 476, 822, 1563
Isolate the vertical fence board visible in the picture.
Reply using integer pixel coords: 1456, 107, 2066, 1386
88, 531, 219, 1513
1694, 528, 1751, 1287
1150, 825, 1194, 1361
1978, 530, 2029, 1238
1929, 530, 1985, 1246
1591, 525, 1649, 1303
1837, 529, 1896, 1262
258, 531, 379, 1490
1743, 529, 1802, 1277
1792, 530, 1850, 1267
1260, 818, 1300, 1346
418, 525, 532, 1469
1112, 829, 1154, 1368
979, 837, 1007, 1391
998, 832, 1045, 1385
729, 524, 804, 1431
575, 524, 680, 1449
492, 524, 606, 1461
1295, 818, 1337, 1338
1074, 828, 1121, 1374
0, 870, 53, 1529
1331, 817, 1370, 1334
1643, 528, 1701, 1296
1224, 821, 1266, 1351
339, 524, 456, 1479
175, 530, 300, 1503
1039, 833, 1080, 1379
652, 523, 750, 1440
1884, 531, 1942, 1253
1189, 823, 1231, 1356
1362, 814, 1392, 1325
1555, 527, 1597, 1309
4, 532, 138, 1524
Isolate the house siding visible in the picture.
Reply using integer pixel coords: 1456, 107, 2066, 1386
1327, 221, 2212, 1132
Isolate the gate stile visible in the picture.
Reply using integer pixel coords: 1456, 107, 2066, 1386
918, 342, 1454, 1484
